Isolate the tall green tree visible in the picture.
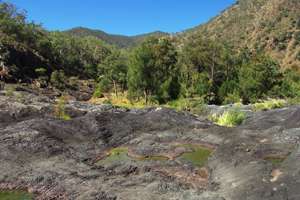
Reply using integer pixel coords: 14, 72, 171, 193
179, 36, 238, 103
97, 49, 127, 96
128, 37, 179, 103
238, 53, 282, 103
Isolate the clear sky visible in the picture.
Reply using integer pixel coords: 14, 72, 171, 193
7, 0, 236, 36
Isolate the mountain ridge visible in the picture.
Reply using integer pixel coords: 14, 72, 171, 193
185, 0, 300, 68
66, 0, 300, 69
65, 27, 169, 48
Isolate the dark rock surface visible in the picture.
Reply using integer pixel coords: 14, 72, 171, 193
0, 91, 299, 200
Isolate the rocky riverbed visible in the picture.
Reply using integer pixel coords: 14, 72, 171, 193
0, 89, 300, 200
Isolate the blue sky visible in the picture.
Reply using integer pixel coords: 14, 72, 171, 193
8, 0, 236, 36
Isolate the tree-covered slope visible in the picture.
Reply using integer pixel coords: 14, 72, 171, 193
66, 27, 168, 48
185, 0, 300, 68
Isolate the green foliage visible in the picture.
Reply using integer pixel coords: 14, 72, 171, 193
93, 85, 103, 98
96, 77, 111, 95
54, 96, 71, 120
128, 37, 179, 104
97, 50, 128, 96
34, 67, 47, 77
167, 97, 206, 114
218, 80, 240, 104
238, 53, 282, 104
0, 2, 114, 82
209, 109, 246, 127
253, 99, 286, 111
277, 68, 300, 98
287, 97, 300, 105
179, 36, 238, 104
93, 77, 115, 98
223, 92, 241, 105
2, 1, 300, 109
5, 85, 15, 97
50, 70, 66, 90
67, 27, 168, 48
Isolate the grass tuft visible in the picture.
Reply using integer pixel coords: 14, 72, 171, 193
209, 109, 246, 127
253, 99, 286, 111
90, 93, 152, 109
166, 97, 206, 114
54, 95, 71, 120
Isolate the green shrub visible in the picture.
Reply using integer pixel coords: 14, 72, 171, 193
103, 99, 112, 105
99, 78, 111, 93
223, 92, 241, 105
54, 96, 71, 120
5, 86, 15, 97
35, 67, 47, 77
93, 84, 103, 98
218, 80, 239, 104
209, 109, 246, 127
50, 70, 66, 90
287, 97, 300, 105
15, 92, 25, 103
296, 51, 300, 61
68, 77, 79, 90
167, 97, 206, 114
238, 55, 282, 104
278, 68, 300, 98
253, 99, 286, 111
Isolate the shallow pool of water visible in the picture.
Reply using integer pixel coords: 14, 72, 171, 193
264, 156, 286, 165
97, 147, 130, 165
97, 147, 170, 165
179, 145, 212, 167
0, 190, 33, 200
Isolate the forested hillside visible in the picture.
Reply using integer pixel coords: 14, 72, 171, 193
0, 2, 123, 83
0, 0, 300, 106
66, 27, 168, 48
186, 0, 300, 68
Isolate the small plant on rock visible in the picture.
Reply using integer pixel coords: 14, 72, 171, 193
54, 95, 71, 120
209, 109, 246, 127
253, 99, 286, 111
5, 86, 15, 97
50, 70, 66, 90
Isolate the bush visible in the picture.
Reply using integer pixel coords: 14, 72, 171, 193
35, 67, 47, 77
278, 68, 300, 98
253, 99, 286, 111
5, 86, 15, 97
238, 55, 282, 104
167, 97, 206, 114
54, 96, 71, 120
93, 84, 103, 98
223, 92, 241, 105
50, 70, 66, 90
68, 76, 79, 90
209, 109, 246, 127
218, 80, 239, 103
287, 97, 300, 105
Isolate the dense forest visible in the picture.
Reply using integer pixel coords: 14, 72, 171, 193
1, 1, 300, 105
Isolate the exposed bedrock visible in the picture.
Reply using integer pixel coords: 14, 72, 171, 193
0, 92, 299, 200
